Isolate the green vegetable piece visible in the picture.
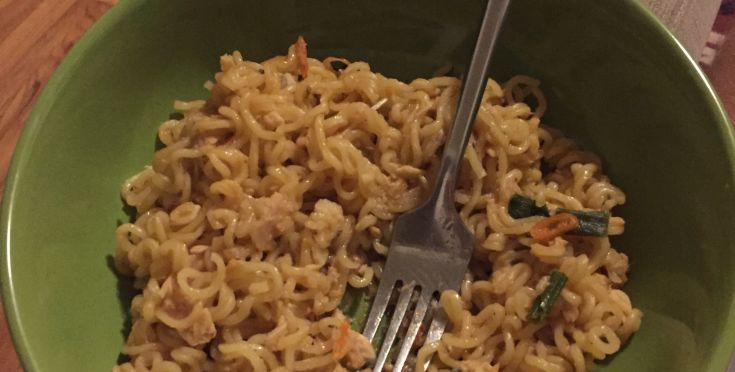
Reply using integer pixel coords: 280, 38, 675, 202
337, 286, 390, 349
370, 308, 392, 350
558, 209, 609, 236
528, 271, 568, 322
338, 286, 372, 331
508, 194, 549, 218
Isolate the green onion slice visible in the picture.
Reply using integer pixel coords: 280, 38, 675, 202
508, 194, 549, 218
557, 208, 609, 236
528, 271, 568, 322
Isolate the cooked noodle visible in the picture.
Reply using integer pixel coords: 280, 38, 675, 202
112, 39, 641, 372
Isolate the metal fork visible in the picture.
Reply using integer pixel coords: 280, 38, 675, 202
361, 1, 510, 370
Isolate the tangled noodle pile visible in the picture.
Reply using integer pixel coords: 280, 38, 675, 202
113, 38, 641, 372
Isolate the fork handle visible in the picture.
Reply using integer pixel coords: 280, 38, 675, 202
428, 0, 510, 211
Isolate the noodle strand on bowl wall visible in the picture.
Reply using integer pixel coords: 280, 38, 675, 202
112, 39, 641, 372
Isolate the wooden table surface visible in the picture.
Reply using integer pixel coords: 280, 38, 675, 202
1, 1, 734, 371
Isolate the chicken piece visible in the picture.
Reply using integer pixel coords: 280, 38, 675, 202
160, 279, 192, 319
306, 199, 345, 249
343, 329, 376, 369
237, 192, 297, 250
177, 307, 216, 347
160, 282, 217, 346
604, 249, 629, 284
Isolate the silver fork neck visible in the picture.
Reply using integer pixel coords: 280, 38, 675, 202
427, 0, 511, 212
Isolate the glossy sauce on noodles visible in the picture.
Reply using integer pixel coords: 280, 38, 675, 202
113, 39, 641, 372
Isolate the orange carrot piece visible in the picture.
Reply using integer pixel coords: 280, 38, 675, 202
295, 36, 308, 78
333, 321, 350, 360
530, 213, 579, 242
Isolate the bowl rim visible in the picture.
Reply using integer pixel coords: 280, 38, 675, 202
2, 0, 734, 371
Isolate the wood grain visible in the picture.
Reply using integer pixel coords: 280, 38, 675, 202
0, 1, 731, 371
0, 1, 116, 370
0, 0, 116, 197
0, 306, 21, 371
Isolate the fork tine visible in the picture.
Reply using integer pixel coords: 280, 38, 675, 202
421, 308, 448, 371
424, 307, 447, 344
363, 274, 396, 341
392, 290, 432, 372
373, 281, 416, 371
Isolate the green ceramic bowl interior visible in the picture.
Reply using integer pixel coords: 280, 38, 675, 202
3, 0, 735, 371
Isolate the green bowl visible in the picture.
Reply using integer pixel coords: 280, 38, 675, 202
2, 0, 734, 371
